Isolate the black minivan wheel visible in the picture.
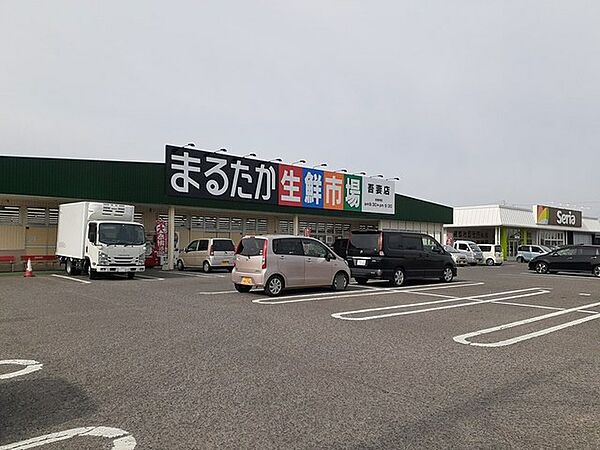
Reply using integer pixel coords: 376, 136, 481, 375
390, 268, 406, 287
440, 266, 454, 283
265, 275, 284, 297
593, 265, 600, 278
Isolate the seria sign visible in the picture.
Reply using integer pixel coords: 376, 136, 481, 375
536, 205, 582, 228
165, 145, 395, 215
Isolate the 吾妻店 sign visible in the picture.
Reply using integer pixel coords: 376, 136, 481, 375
165, 145, 395, 215
535, 205, 582, 228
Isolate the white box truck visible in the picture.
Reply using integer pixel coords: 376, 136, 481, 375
56, 202, 146, 279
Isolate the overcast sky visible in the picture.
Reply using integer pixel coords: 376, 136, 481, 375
2, 1, 599, 215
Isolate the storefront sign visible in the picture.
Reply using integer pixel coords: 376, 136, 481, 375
155, 220, 167, 255
535, 205, 582, 228
165, 145, 395, 215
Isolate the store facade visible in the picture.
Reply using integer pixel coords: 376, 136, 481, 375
0, 151, 452, 268
444, 204, 600, 260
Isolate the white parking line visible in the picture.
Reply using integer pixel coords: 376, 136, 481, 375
454, 301, 600, 347
579, 293, 592, 297
197, 290, 237, 295
331, 288, 548, 321
0, 426, 137, 449
253, 282, 485, 305
134, 274, 165, 281
50, 274, 91, 284
175, 272, 227, 278
520, 272, 598, 281
0, 359, 43, 380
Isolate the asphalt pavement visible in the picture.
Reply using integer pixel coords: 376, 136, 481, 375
1, 263, 599, 449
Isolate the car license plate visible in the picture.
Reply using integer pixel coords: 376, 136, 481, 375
221, 260, 229, 265
356, 259, 366, 266
241, 277, 253, 285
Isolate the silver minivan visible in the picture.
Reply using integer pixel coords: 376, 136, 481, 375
232, 235, 351, 296
177, 238, 236, 272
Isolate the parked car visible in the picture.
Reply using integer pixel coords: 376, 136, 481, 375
346, 230, 456, 286
453, 240, 484, 265
528, 245, 600, 277
232, 235, 351, 296
477, 244, 504, 266
443, 245, 469, 266
516, 245, 552, 263
177, 238, 236, 272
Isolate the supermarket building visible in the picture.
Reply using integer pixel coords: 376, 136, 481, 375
0, 149, 452, 268
444, 204, 600, 259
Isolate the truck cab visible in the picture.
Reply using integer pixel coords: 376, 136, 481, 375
56, 202, 146, 279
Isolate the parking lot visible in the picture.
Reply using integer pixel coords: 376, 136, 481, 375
1, 263, 599, 449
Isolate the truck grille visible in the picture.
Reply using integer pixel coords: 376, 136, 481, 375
110, 256, 136, 265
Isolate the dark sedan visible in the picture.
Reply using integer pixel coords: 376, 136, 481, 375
528, 245, 600, 277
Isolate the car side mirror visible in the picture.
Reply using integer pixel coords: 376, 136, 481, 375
432, 247, 441, 253
325, 254, 332, 261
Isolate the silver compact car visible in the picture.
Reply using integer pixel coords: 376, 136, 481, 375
232, 235, 351, 296
443, 245, 469, 266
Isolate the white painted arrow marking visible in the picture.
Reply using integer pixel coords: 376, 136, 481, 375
454, 301, 600, 347
0, 426, 136, 449
0, 360, 43, 380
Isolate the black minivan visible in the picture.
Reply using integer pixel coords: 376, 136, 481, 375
346, 230, 457, 286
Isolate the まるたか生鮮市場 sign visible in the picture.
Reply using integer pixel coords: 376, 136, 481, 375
165, 145, 395, 215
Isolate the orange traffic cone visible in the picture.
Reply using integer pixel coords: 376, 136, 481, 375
24, 258, 35, 277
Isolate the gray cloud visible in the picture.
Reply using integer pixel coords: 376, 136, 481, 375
1, 1, 599, 215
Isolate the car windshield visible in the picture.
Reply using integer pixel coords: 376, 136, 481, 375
213, 240, 235, 251
444, 245, 458, 253
236, 237, 265, 257
98, 223, 145, 246
348, 233, 379, 256
540, 246, 552, 253
469, 244, 482, 252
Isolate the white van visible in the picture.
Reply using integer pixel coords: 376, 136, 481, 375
453, 240, 484, 265
177, 238, 236, 272
477, 244, 504, 266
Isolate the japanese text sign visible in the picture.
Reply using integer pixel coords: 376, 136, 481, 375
165, 145, 395, 214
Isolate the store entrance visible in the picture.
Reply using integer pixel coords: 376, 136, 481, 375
508, 240, 519, 258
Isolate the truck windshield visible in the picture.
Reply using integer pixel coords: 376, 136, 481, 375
98, 223, 145, 246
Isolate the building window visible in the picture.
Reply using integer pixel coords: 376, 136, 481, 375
158, 214, 187, 228
48, 208, 58, 225
26, 207, 47, 225
218, 217, 231, 230
231, 218, 242, 231
205, 216, 217, 230
257, 219, 268, 233
0, 206, 20, 225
